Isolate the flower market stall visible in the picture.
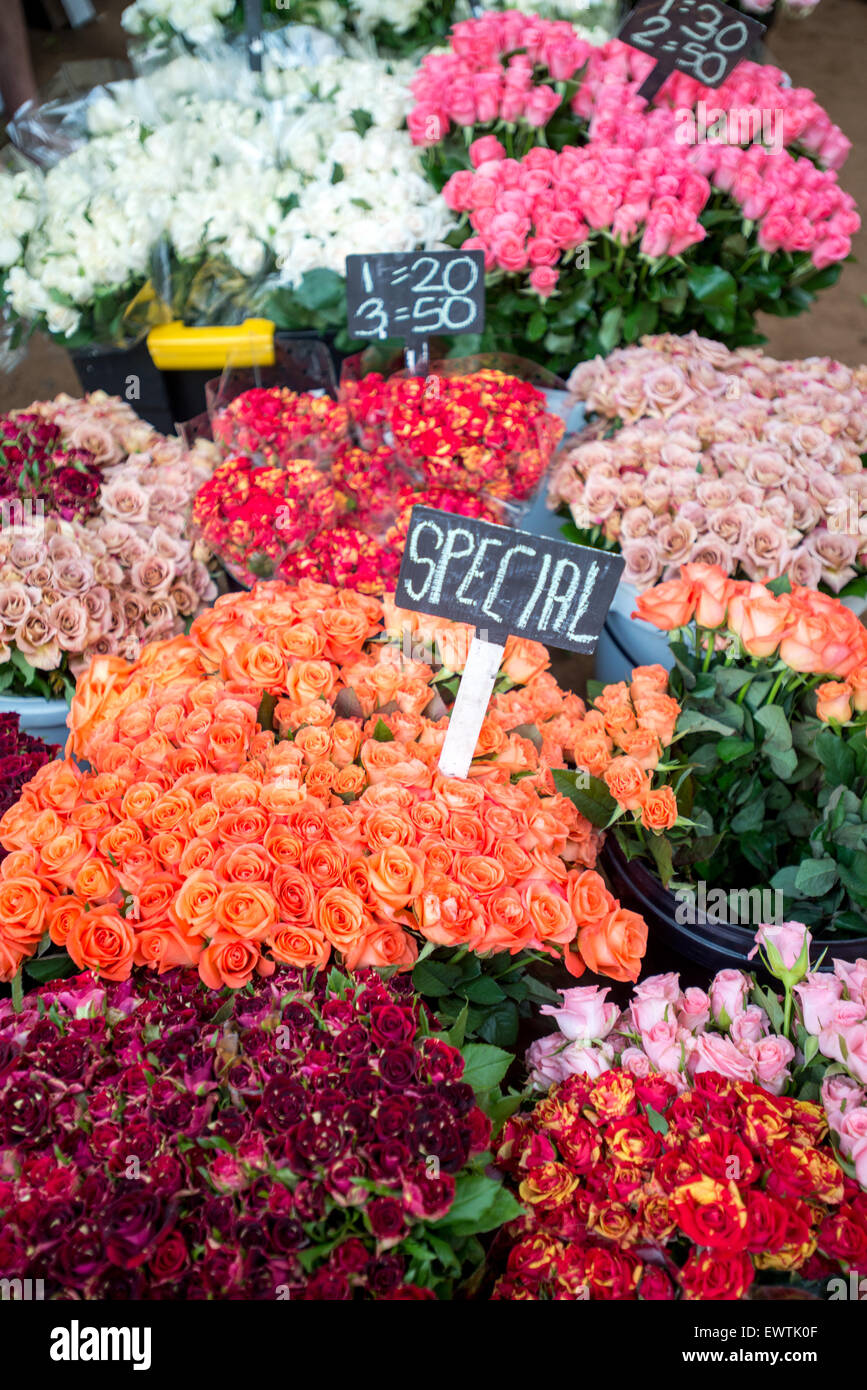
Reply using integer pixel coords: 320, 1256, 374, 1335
0, 0, 865, 1332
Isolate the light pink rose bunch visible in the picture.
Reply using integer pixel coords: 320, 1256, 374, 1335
549, 333, 867, 594
529, 921, 867, 1187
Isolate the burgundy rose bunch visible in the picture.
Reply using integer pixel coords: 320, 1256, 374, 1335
0, 413, 102, 523
492, 1068, 867, 1301
0, 714, 56, 826
0, 965, 517, 1299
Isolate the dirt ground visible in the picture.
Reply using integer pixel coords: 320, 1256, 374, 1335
0, 0, 865, 413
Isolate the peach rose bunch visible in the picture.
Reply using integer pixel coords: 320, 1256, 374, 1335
559, 562, 867, 937
0, 580, 649, 990
549, 333, 867, 594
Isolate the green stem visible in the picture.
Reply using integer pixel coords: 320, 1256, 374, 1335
11, 967, 23, 1015
766, 671, 786, 705
783, 985, 792, 1039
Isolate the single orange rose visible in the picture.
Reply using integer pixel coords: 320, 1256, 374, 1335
603, 756, 650, 812
67, 905, 136, 981
680, 563, 734, 630
633, 579, 696, 631
640, 786, 679, 833
577, 907, 648, 983
313, 886, 369, 951
568, 869, 616, 926
342, 922, 417, 971
501, 636, 551, 686
171, 870, 221, 937
213, 884, 278, 941
524, 883, 575, 945
73, 857, 118, 902
198, 933, 265, 990
366, 845, 425, 911
0, 872, 48, 950
134, 921, 201, 973
268, 924, 331, 970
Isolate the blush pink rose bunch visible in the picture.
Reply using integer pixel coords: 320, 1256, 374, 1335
549, 333, 867, 594
0, 392, 219, 701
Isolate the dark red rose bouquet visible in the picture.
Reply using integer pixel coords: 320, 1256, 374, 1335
492, 1069, 867, 1300
0, 412, 102, 524
0, 964, 520, 1299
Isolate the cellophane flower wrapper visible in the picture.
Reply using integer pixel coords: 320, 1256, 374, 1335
195, 361, 565, 594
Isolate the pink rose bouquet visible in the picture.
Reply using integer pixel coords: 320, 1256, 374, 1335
412, 16, 857, 371
548, 332, 867, 597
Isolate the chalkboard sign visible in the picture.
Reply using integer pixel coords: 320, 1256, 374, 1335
395, 506, 625, 654
619, 0, 765, 101
345, 251, 486, 346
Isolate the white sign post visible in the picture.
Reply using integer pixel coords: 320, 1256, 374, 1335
437, 636, 505, 778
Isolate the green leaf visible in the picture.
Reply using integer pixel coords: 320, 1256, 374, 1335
647, 833, 674, 888
460, 1042, 513, 1094
598, 305, 623, 352
526, 310, 548, 342
765, 574, 792, 597
793, 857, 838, 898
442, 999, 469, 1048
23, 952, 76, 983
293, 267, 345, 313
373, 717, 395, 742
460, 976, 507, 1005
814, 727, 855, 787
687, 265, 737, 333
645, 1104, 670, 1136
413, 959, 459, 998
676, 708, 737, 738
730, 798, 766, 834
475, 1002, 519, 1048
431, 1173, 523, 1238
754, 704, 794, 754
803, 1034, 819, 1065
551, 767, 616, 828
717, 736, 754, 763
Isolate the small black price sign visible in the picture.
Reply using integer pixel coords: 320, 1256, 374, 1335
395, 507, 625, 776
244, 0, 264, 73
345, 250, 486, 348
619, 0, 765, 101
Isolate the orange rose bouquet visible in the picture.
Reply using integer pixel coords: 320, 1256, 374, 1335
0, 581, 649, 1012
555, 562, 867, 943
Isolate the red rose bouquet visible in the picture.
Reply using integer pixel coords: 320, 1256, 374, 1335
492, 1068, 867, 1300
0, 965, 520, 1299
192, 367, 564, 591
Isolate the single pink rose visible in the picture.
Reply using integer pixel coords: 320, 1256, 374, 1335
748, 1035, 795, 1095
630, 972, 681, 1033
690, 1032, 756, 1083
794, 971, 845, 1034
819, 1022, 867, 1086
708, 969, 751, 1028
729, 1004, 770, 1048
539, 985, 619, 1043
676, 987, 710, 1034
640, 1019, 687, 1073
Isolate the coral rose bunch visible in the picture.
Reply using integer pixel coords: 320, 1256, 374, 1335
0, 391, 218, 699
548, 333, 867, 594
0, 581, 648, 988
193, 369, 563, 591
0, 965, 519, 1299
557, 564, 867, 936
491, 1066, 867, 1300
411, 18, 857, 369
